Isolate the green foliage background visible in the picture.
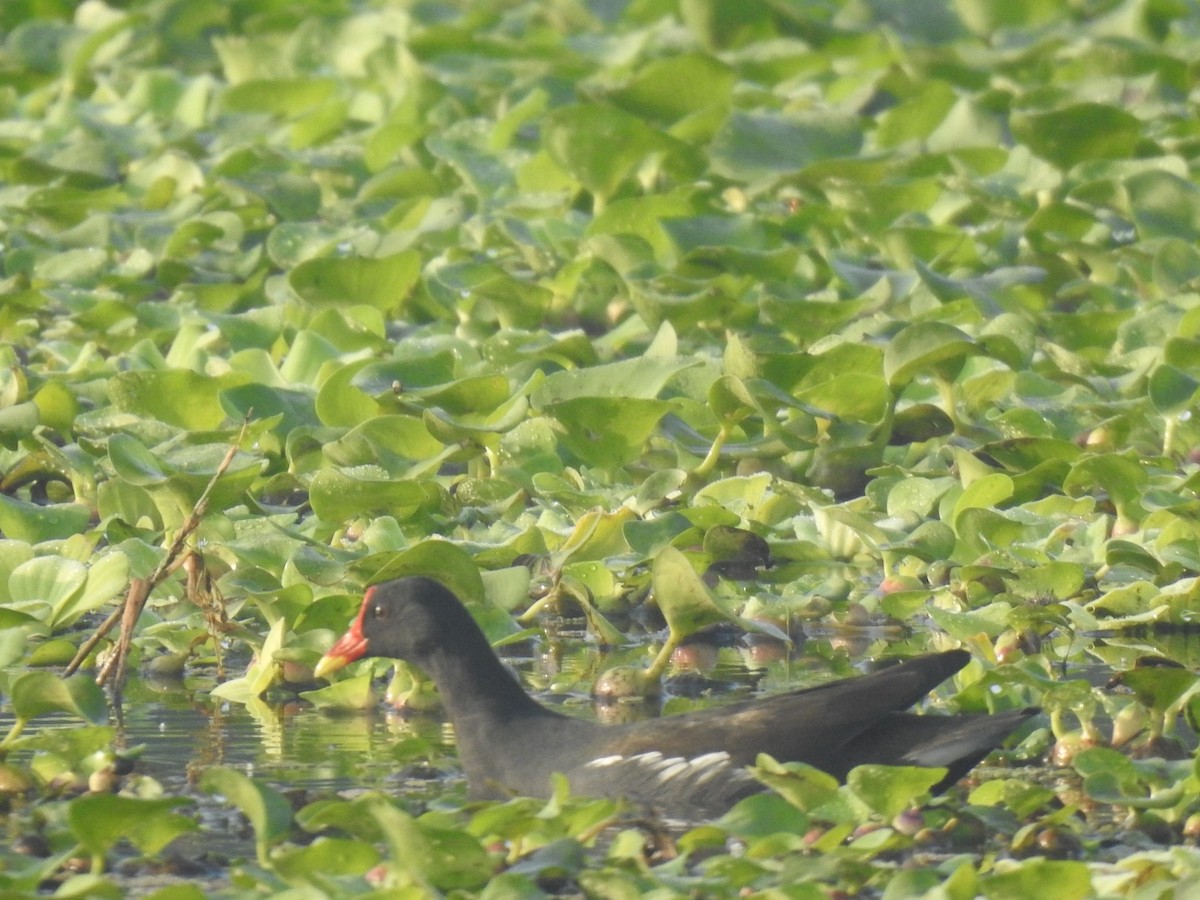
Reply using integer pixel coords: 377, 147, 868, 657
5, 0, 1200, 895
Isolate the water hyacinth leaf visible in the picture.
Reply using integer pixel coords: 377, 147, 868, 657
0, 495, 92, 543
719, 792, 809, 839
1009, 562, 1084, 601
979, 859, 1092, 900
280, 329, 341, 386
981, 437, 1081, 471
421, 397, 529, 443
534, 357, 697, 405
26, 636, 77, 666
324, 416, 445, 470
220, 383, 319, 436
107, 370, 235, 430
272, 837, 380, 880
550, 397, 670, 468
927, 603, 1013, 641
954, 0, 1070, 34
543, 104, 681, 201
1075, 765, 1186, 810
68, 794, 197, 866
0, 401, 39, 445
884, 322, 977, 388
652, 545, 733, 639
846, 765, 945, 819
1111, 665, 1198, 713
0, 629, 26, 667
1126, 169, 1200, 242
300, 672, 375, 710
289, 250, 421, 313
1154, 240, 1200, 293
553, 507, 636, 567
417, 374, 512, 416
297, 797, 386, 842
708, 375, 758, 426
222, 77, 336, 115
1010, 103, 1140, 170
604, 52, 735, 124
8, 671, 107, 724
1104, 541, 1161, 576
108, 432, 168, 486
1063, 454, 1147, 513
359, 793, 493, 891
703, 524, 770, 577
969, 779, 1056, 819
885, 478, 946, 518
308, 466, 438, 522
1148, 364, 1199, 415
351, 539, 485, 605
201, 767, 292, 863
749, 754, 841, 814
885, 520, 956, 562
508, 838, 586, 881
891, 403, 954, 444
351, 354, 459, 395
1085, 580, 1160, 619
8, 556, 87, 615
952, 474, 1014, 530
211, 616, 285, 702
653, 546, 787, 645
51, 552, 129, 629
586, 193, 695, 264
710, 110, 862, 182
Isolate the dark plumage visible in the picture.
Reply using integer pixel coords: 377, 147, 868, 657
315, 576, 1034, 818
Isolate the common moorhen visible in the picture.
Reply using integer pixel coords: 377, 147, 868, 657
314, 576, 1035, 817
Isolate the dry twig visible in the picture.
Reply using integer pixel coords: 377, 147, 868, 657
64, 421, 249, 693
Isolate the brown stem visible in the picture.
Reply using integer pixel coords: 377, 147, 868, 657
65, 420, 250, 694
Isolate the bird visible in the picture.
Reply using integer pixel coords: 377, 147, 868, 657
314, 576, 1035, 818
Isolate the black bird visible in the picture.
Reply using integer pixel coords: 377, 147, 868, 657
314, 576, 1034, 818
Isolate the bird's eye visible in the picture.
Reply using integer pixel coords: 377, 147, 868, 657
372, 603, 386, 619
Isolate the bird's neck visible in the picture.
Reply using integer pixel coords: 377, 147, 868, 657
422, 634, 549, 720
419, 637, 556, 784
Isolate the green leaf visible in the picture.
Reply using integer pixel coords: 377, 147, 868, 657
952, 473, 1015, 530
107, 370, 237, 430
272, 836, 380, 880
534, 357, 697, 405
351, 539, 486, 606
68, 794, 197, 861
1011, 103, 1140, 170
1113, 666, 1198, 713
289, 251, 422, 313
652, 545, 733, 639
543, 104, 682, 201
549, 397, 670, 468
0, 496, 91, 543
300, 673, 375, 709
710, 111, 862, 182
749, 754, 842, 814
309, 466, 439, 523
979, 860, 1093, 900
8, 672, 107, 724
222, 77, 336, 115
846, 765, 945, 819
1127, 169, 1200, 242
200, 767, 293, 864
9, 555, 87, 617
605, 52, 735, 124
884, 322, 977, 388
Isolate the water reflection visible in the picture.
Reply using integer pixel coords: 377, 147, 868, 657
112, 675, 458, 801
